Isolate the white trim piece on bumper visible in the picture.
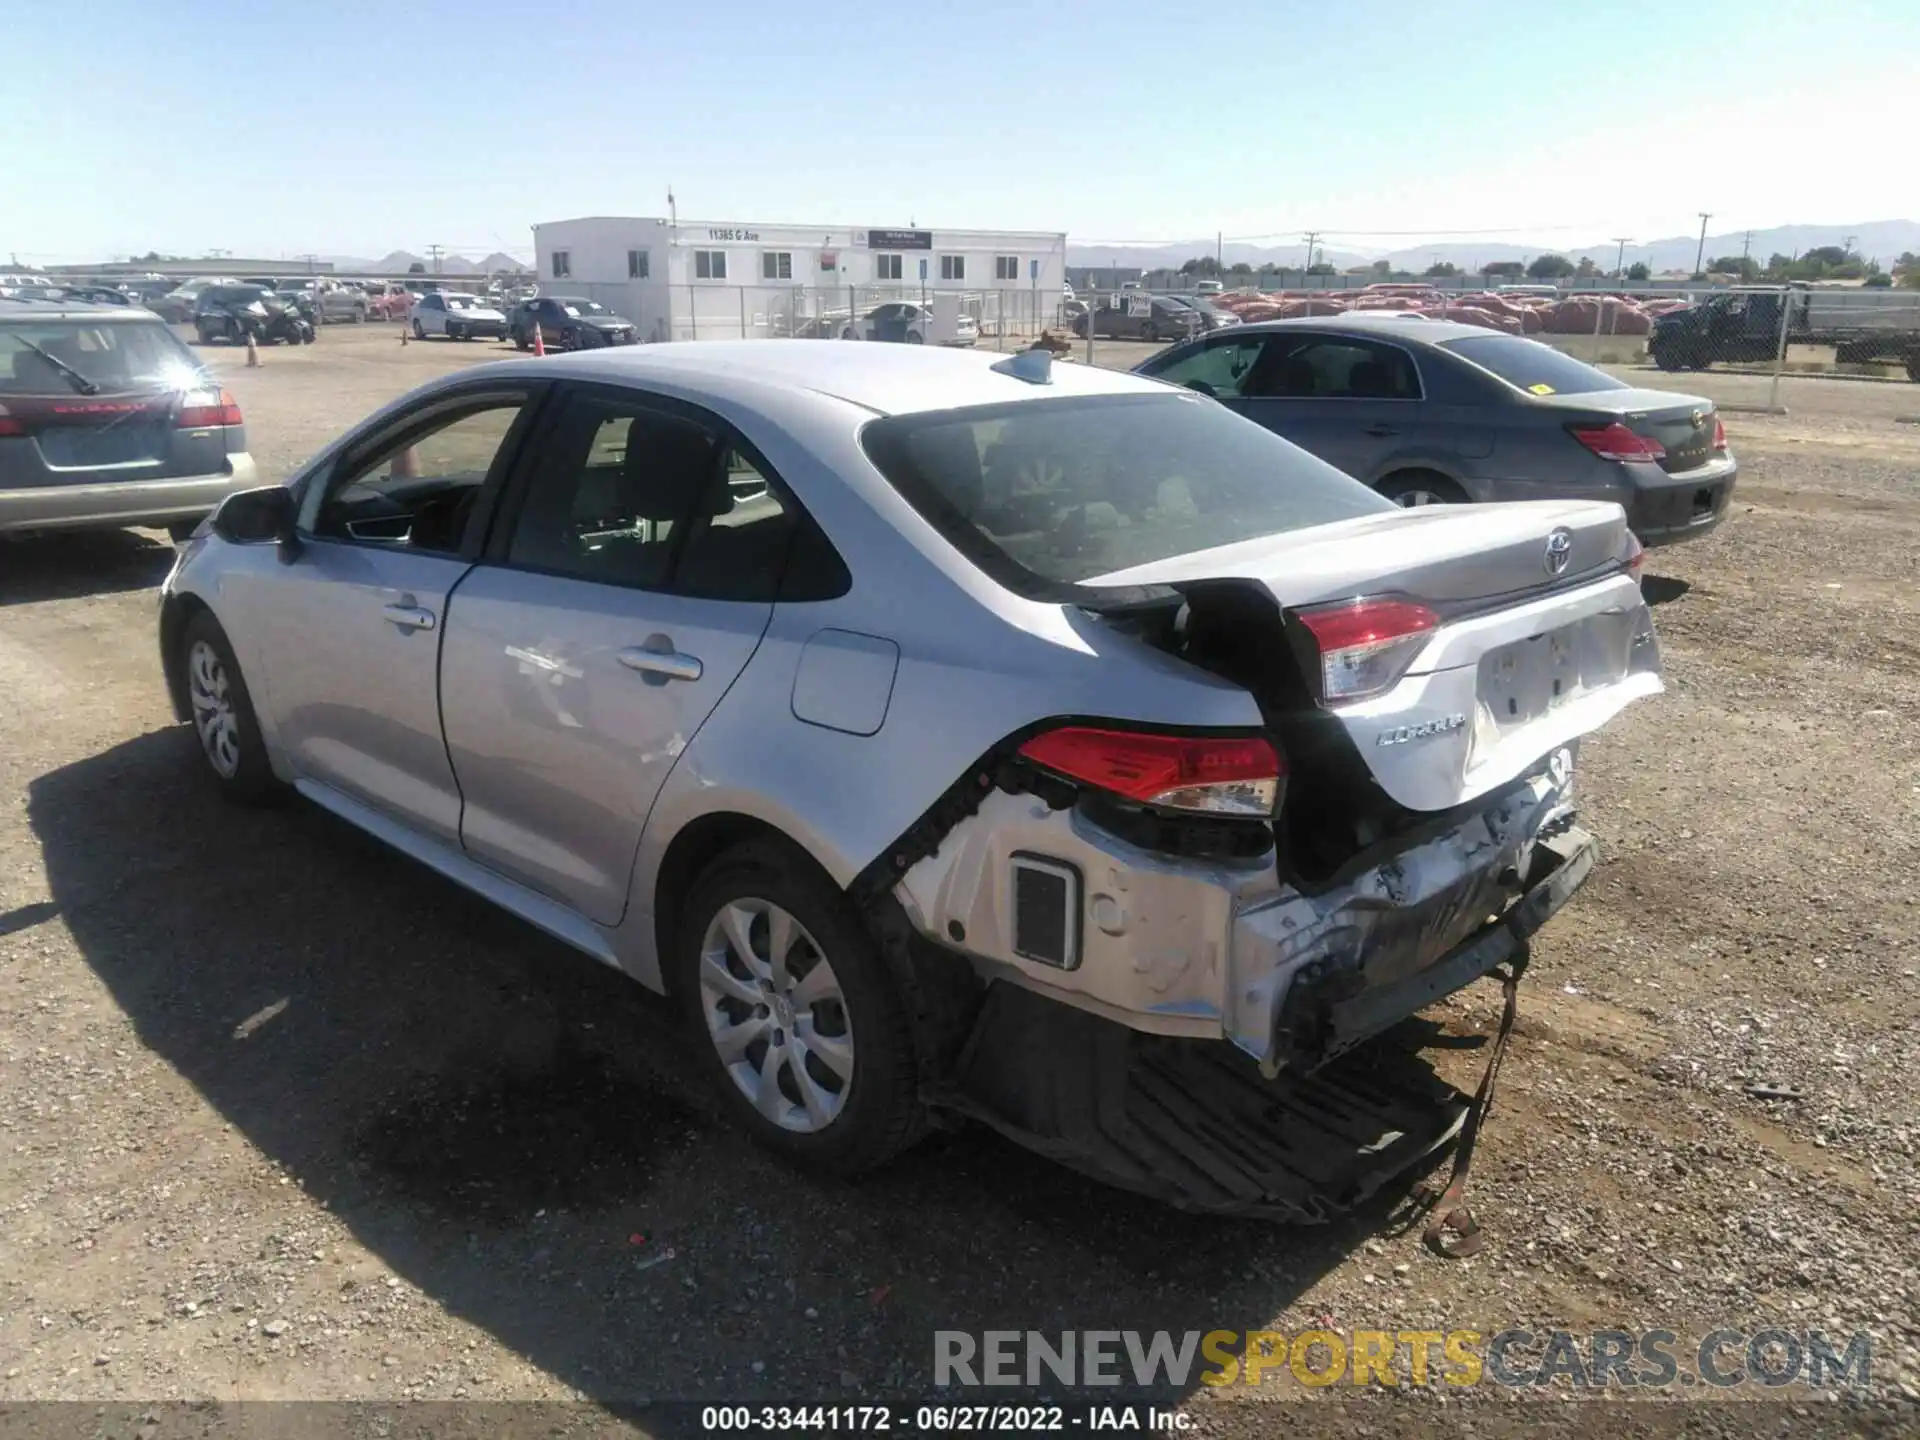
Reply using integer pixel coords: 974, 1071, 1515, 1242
0, 457, 259, 532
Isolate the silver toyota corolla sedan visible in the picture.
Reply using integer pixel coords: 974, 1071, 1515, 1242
157, 342, 1663, 1217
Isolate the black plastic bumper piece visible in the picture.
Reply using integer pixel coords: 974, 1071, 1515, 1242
935, 982, 1471, 1223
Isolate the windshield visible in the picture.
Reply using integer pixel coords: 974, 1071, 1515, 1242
860, 393, 1392, 591
562, 300, 607, 317
445, 295, 485, 309
0, 320, 204, 396
1440, 334, 1627, 397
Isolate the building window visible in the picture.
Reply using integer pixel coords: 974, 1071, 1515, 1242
694, 250, 727, 280
995, 255, 1020, 282
627, 249, 650, 279
876, 254, 903, 281
940, 255, 965, 282
551, 250, 571, 280
761, 251, 794, 281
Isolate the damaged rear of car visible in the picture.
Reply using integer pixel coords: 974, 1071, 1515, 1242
850, 385, 1660, 1217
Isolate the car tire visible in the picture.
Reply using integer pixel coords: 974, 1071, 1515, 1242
906, 331, 924, 344
513, 332, 531, 351
673, 839, 924, 1175
447, 323, 463, 341
179, 611, 284, 806
1378, 471, 1469, 507
1142, 321, 1159, 342
412, 319, 426, 341
353, 308, 365, 324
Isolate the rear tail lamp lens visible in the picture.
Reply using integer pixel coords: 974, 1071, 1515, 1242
1017, 726, 1283, 818
175, 389, 243, 429
1624, 530, 1646, 581
1712, 416, 1727, 451
0, 406, 23, 437
1569, 421, 1666, 462
1293, 597, 1440, 705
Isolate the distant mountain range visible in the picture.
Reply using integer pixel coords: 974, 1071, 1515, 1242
320, 250, 531, 275
1067, 220, 1920, 275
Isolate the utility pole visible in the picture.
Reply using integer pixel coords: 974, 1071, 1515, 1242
1843, 233, 1858, 259
1612, 237, 1632, 278
1216, 231, 1222, 272
1301, 230, 1321, 282
299, 253, 318, 274
1741, 230, 1752, 261
1694, 213, 1712, 277
427, 244, 445, 274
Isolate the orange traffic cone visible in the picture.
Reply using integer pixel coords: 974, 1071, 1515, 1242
532, 322, 545, 357
245, 332, 260, 367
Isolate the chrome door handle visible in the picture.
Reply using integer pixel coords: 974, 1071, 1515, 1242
382, 603, 436, 631
618, 645, 703, 683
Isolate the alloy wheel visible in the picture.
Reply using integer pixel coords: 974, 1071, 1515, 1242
1393, 488, 1451, 507
187, 640, 241, 778
698, 898, 854, 1134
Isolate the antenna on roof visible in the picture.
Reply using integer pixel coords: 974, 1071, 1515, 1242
991, 349, 1053, 385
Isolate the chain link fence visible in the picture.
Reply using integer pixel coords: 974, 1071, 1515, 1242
642, 284, 1078, 346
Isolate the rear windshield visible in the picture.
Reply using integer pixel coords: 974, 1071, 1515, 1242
0, 320, 203, 396
860, 393, 1392, 592
1440, 334, 1627, 397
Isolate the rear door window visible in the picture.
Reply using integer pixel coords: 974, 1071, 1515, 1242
502, 393, 717, 589
0, 320, 201, 396
1438, 334, 1627, 396
1242, 336, 1422, 399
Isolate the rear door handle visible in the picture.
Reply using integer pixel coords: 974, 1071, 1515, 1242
618, 645, 703, 683
1362, 422, 1400, 437
381, 603, 436, 631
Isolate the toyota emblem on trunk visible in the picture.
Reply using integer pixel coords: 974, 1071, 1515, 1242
1544, 528, 1574, 575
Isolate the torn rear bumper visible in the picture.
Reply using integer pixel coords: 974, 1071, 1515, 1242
936, 981, 1471, 1222
894, 756, 1587, 1075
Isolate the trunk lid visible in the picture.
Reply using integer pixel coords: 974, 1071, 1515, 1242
1090, 499, 1626, 610
1088, 499, 1662, 813
1531, 387, 1718, 473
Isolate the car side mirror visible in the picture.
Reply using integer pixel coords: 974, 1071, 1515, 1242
209, 485, 301, 558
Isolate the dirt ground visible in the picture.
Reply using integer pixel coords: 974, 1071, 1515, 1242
0, 323, 1915, 1429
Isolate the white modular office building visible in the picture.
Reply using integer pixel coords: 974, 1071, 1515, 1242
531, 215, 1069, 341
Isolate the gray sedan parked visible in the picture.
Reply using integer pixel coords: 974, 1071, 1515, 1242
158, 343, 1659, 1216
1136, 315, 1737, 546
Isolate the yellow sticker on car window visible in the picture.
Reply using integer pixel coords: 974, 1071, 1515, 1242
1529, 382, 1556, 395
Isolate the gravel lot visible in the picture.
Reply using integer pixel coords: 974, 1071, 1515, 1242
1, 325, 1915, 1427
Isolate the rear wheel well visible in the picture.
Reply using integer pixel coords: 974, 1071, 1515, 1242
1376, 468, 1468, 504
651, 813, 830, 996
159, 592, 213, 722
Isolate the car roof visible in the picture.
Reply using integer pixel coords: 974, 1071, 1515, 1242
504, 340, 1166, 417
0, 297, 165, 321
1223, 313, 1506, 346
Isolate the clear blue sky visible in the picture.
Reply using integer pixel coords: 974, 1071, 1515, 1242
4, 0, 1913, 263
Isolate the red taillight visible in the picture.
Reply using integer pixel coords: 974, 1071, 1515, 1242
1018, 726, 1284, 818
1293, 597, 1440, 705
1569, 421, 1665, 463
175, 388, 243, 429
1712, 416, 1727, 451
1624, 530, 1646, 580
0, 409, 24, 437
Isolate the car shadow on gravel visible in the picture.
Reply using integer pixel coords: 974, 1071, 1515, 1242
31, 730, 1410, 1423
0, 529, 178, 606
